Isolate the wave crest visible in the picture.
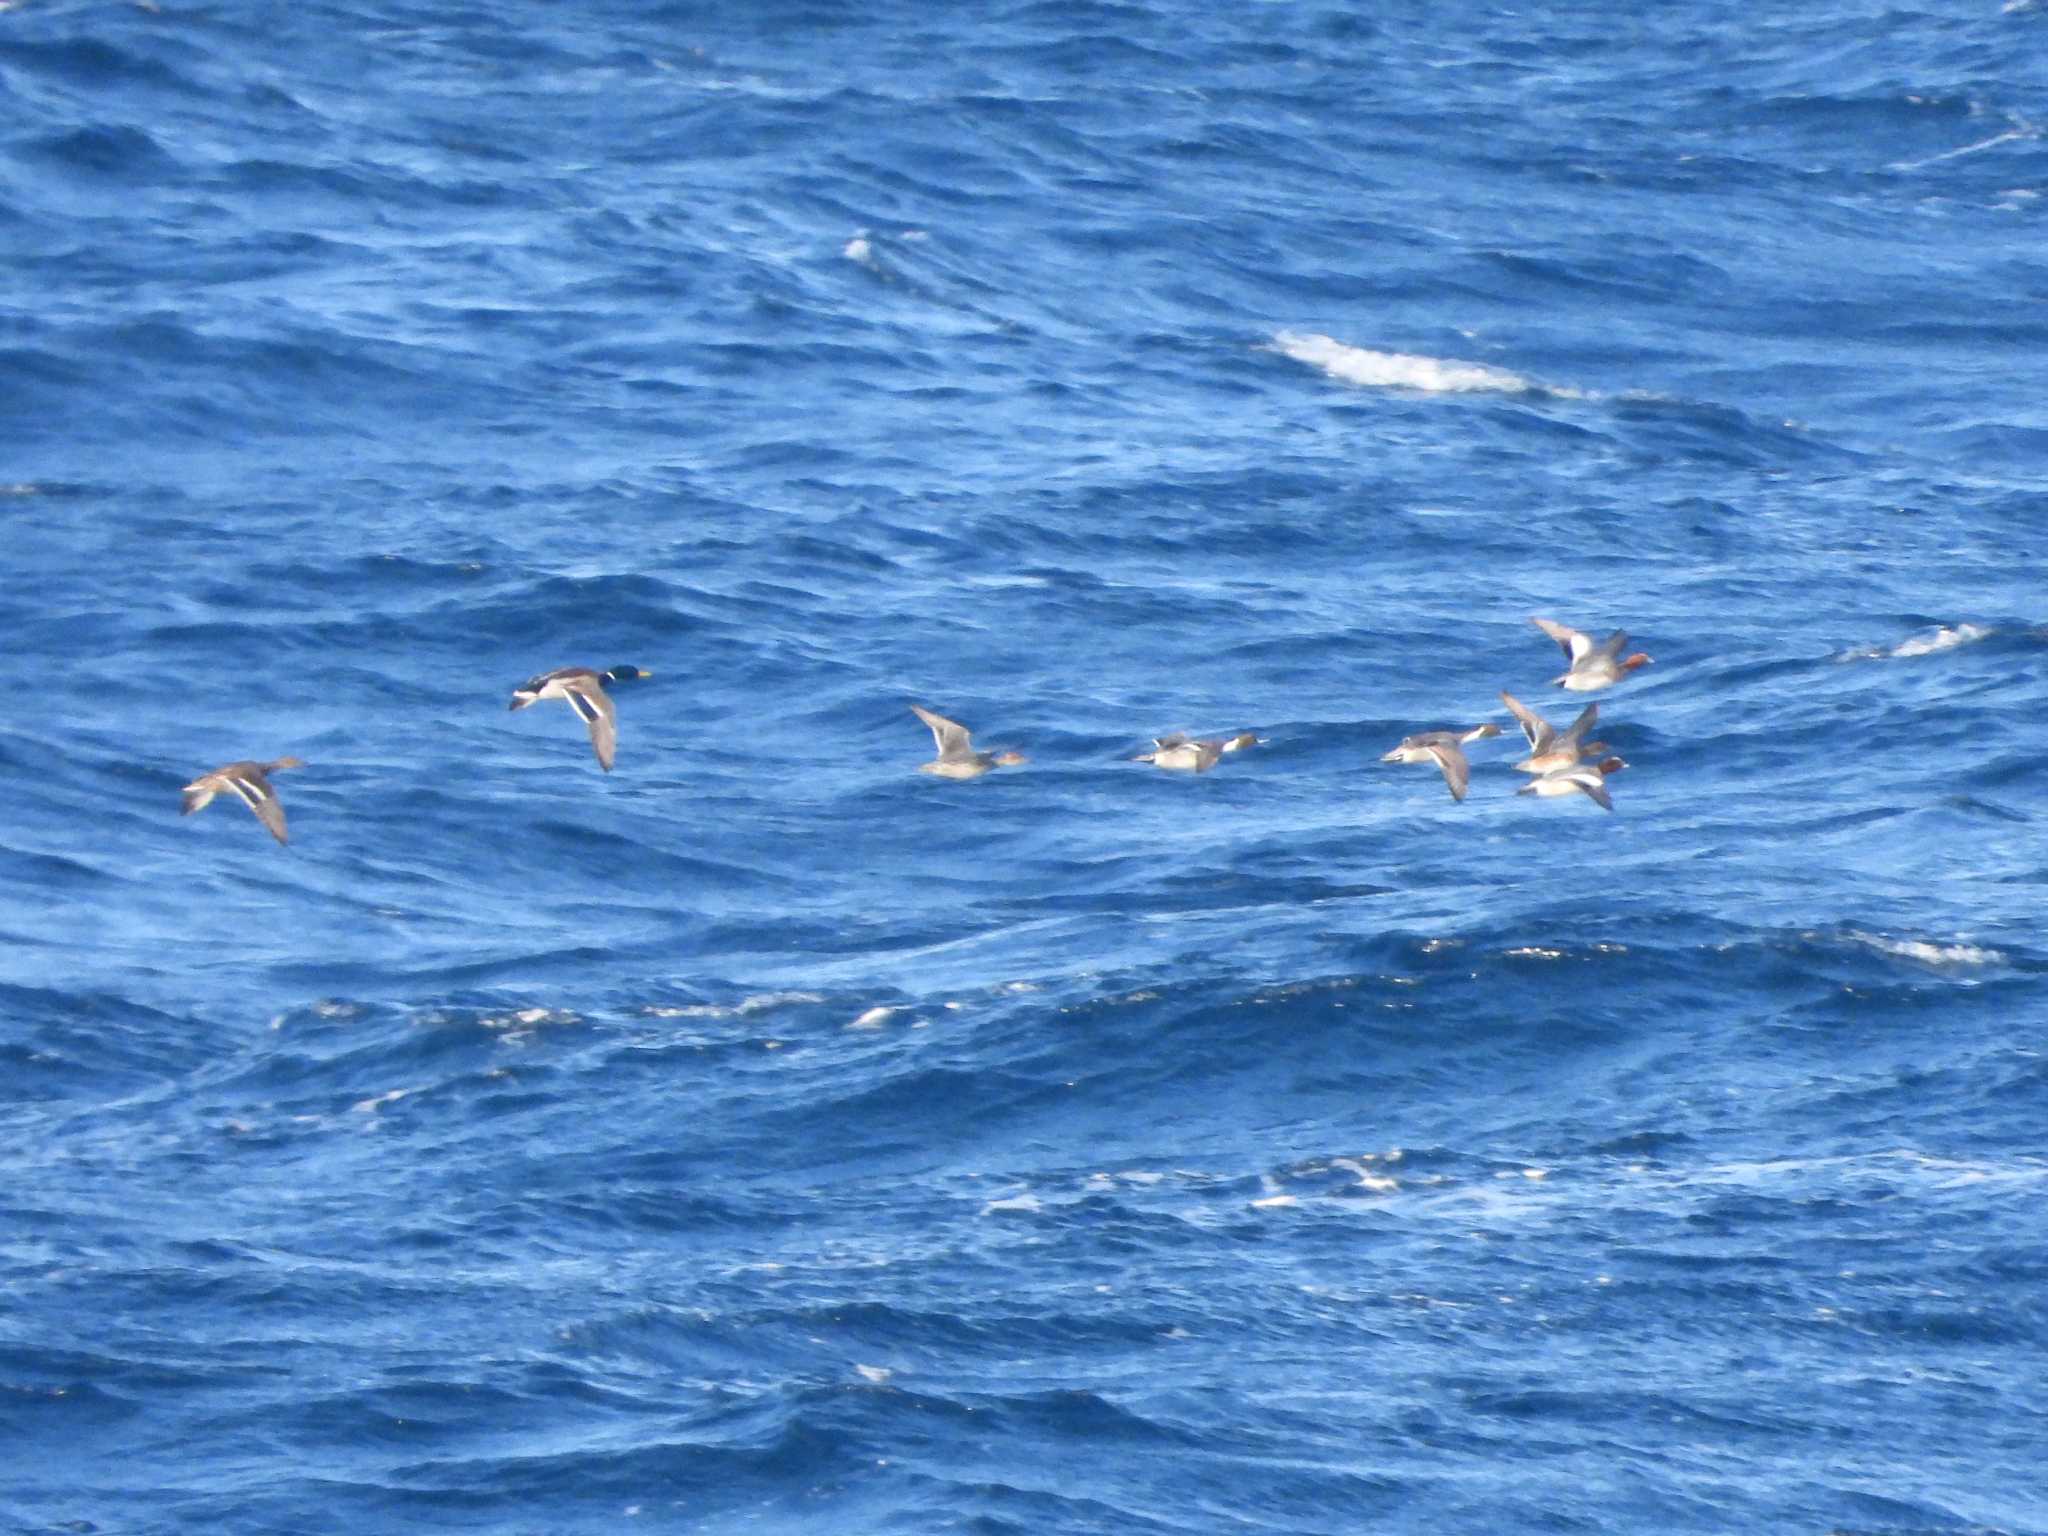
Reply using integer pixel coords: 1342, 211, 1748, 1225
1271, 330, 1548, 395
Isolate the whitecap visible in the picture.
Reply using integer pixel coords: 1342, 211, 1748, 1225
480, 1006, 580, 1031
1330, 1157, 1399, 1193
846, 1005, 896, 1030
1844, 931, 2005, 967
842, 232, 876, 267
1271, 330, 1556, 395
650, 991, 825, 1019
1889, 119, 2041, 173
738, 990, 825, 1014
1893, 622, 1992, 657
1842, 623, 1991, 661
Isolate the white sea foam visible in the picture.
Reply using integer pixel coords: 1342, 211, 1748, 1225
1672, 1149, 2047, 1195
854, 1363, 893, 1383
842, 232, 876, 267
1892, 623, 1991, 657
1844, 931, 2005, 967
740, 990, 824, 1014
981, 1191, 1041, 1215
1843, 622, 1991, 661
644, 990, 826, 1020
1889, 118, 2041, 173
846, 1005, 897, 1030
480, 1006, 580, 1032
1330, 1157, 1400, 1193
1272, 330, 1557, 396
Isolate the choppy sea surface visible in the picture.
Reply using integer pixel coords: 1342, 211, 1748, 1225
5, 1, 2048, 1531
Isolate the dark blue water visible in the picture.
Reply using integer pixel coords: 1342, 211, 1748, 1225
4, 1, 2047, 1531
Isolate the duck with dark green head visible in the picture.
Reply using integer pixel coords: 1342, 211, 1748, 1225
507, 665, 649, 771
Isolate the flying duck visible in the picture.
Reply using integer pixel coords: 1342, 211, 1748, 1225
1516, 755, 1628, 811
1499, 691, 1605, 775
911, 704, 1026, 778
1531, 618, 1652, 691
1133, 732, 1260, 773
508, 666, 649, 771
1380, 723, 1501, 801
182, 757, 305, 845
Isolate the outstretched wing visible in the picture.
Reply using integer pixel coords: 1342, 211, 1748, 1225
1428, 743, 1472, 802
1557, 702, 1598, 748
567, 685, 619, 771
911, 704, 972, 760
1532, 617, 1593, 663
1499, 691, 1553, 751
223, 769, 290, 844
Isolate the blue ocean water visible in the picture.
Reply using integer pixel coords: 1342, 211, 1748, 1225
4, 0, 2048, 1529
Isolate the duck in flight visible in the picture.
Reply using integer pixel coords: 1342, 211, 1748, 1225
508, 666, 650, 771
1133, 732, 1260, 773
910, 704, 1027, 778
1517, 755, 1628, 811
1380, 723, 1500, 801
1531, 618, 1652, 691
1499, 691, 1605, 775
181, 757, 306, 845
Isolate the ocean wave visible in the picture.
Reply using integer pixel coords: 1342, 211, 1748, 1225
6, 0, 2048, 1528
1840, 623, 1993, 661
1839, 931, 2007, 968
1270, 329, 1553, 395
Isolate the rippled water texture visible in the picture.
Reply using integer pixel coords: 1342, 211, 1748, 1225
3, 1, 2046, 1532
